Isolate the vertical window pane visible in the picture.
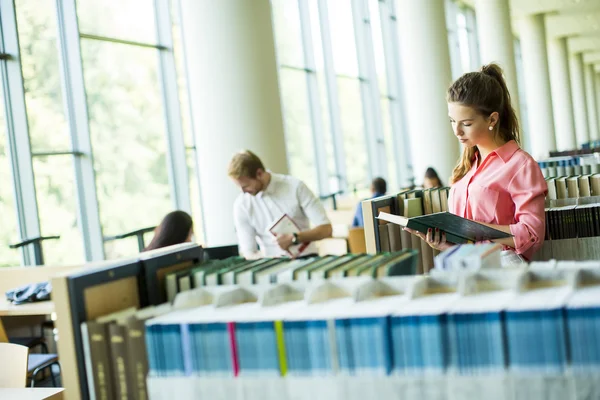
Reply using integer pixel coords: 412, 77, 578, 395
328, 0, 359, 76
279, 68, 319, 192
380, 98, 397, 189
171, 0, 194, 148
337, 78, 367, 189
81, 40, 172, 258
186, 150, 204, 245
368, 0, 388, 95
76, 0, 157, 43
16, 0, 70, 152
0, 107, 20, 266
33, 156, 84, 264
271, 0, 304, 68
456, 10, 471, 74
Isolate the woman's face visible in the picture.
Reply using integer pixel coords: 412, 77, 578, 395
448, 102, 495, 148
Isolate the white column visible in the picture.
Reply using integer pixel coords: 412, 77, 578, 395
180, 0, 289, 246
396, 0, 458, 182
546, 35, 576, 151
474, 0, 521, 117
584, 64, 599, 141
570, 53, 590, 146
518, 14, 555, 159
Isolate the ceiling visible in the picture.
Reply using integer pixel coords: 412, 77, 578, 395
459, 0, 600, 72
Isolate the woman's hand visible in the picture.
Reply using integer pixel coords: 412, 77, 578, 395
403, 227, 454, 251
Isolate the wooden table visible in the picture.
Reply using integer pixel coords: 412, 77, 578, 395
0, 300, 55, 342
0, 387, 63, 399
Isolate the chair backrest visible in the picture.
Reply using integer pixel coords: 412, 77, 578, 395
0, 343, 28, 387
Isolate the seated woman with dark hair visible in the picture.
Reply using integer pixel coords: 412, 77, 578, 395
424, 167, 444, 189
144, 210, 194, 252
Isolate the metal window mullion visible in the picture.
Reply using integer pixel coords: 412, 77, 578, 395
298, 0, 329, 196
317, 0, 347, 192
0, 0, 41, 265
154, 0, 192, 214
55, 0, 105, 261
174, 0, 207, 243
378, 0, 411, 188
351, 0, 387, 181
465, 7, 481, 70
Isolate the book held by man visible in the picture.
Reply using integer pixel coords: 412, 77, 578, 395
377, 211, 512, 244
268, 214, 310, 257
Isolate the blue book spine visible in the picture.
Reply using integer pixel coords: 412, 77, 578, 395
567, 307, 600, 371
188, 323, 232, 376
335, 319, 354, 375
505, 309, 567, 373
307, 320, 332, 375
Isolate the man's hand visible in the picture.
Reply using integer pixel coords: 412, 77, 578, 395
275, 233, 294, 251
404, 227, 454, 251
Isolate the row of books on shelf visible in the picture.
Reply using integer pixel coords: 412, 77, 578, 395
142, 264, 600, 400
164, 252, 419, 302
538, 154, 600, 179
545, 203, 600, 240
549, 141, 600, 157
546, 174, 600, 200
362, 187, 451, 273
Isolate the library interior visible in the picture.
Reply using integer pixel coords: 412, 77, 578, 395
1, 0, 600, 399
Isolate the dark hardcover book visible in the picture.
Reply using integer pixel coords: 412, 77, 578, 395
377, 211, 512, 244
108, 323, 131, 400
124, 317, 149, 400
81, 321, 114, 400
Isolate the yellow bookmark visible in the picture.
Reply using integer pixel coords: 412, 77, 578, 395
274, 321, 287, 376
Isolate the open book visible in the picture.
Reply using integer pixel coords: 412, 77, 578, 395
268, 214, 310, 257
377, 211, 512, 244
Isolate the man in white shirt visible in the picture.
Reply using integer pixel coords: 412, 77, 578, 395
228, 150, 332, 258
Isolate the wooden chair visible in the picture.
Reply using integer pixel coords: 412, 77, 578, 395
0, 343, 28, 387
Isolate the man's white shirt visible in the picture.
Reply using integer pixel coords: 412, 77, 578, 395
233, 173, 330, 257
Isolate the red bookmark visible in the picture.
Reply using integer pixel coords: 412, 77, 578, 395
227, 322, 239, 377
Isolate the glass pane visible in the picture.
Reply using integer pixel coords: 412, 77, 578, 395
76, 0, 157, 43
278, 68, 319, 192
81, 40, 172, 258
368, 0, 387, 95
0, 101, 21, 266
171, 0, 194, 148
457, 10, 471, 74
337, 77, 368, 190
328, 0, 359, 77
104, 236, 139, 260
271, 0, 305, 68
380, 98, 397, 190
33, 155, 84, 264
16, 0, 70, 152
187, 149, 204, 245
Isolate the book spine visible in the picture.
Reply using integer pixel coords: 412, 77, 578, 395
274, 321, 287, 376
83, 321, 114, 400
108, 323, 130, 400
125, 318, 149, 400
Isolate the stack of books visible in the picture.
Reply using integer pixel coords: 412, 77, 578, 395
143, 264, 600, 400
362, 187, 451, 273
164, 252, 419, 302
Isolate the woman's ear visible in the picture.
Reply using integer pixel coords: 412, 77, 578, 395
488, 111, 500, 129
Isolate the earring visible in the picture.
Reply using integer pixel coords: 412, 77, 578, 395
488, 126, 493, 131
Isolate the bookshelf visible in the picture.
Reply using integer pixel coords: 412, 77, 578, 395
52, 244, 203, 400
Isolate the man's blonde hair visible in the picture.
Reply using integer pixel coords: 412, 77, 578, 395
228, 150, 265, 179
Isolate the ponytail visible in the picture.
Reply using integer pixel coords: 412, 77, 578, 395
447, 63, 521, 184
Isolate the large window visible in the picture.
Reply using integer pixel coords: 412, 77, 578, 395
271, 0, 408, 194
0, 0, 200, 265
16, 0, 83, 264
